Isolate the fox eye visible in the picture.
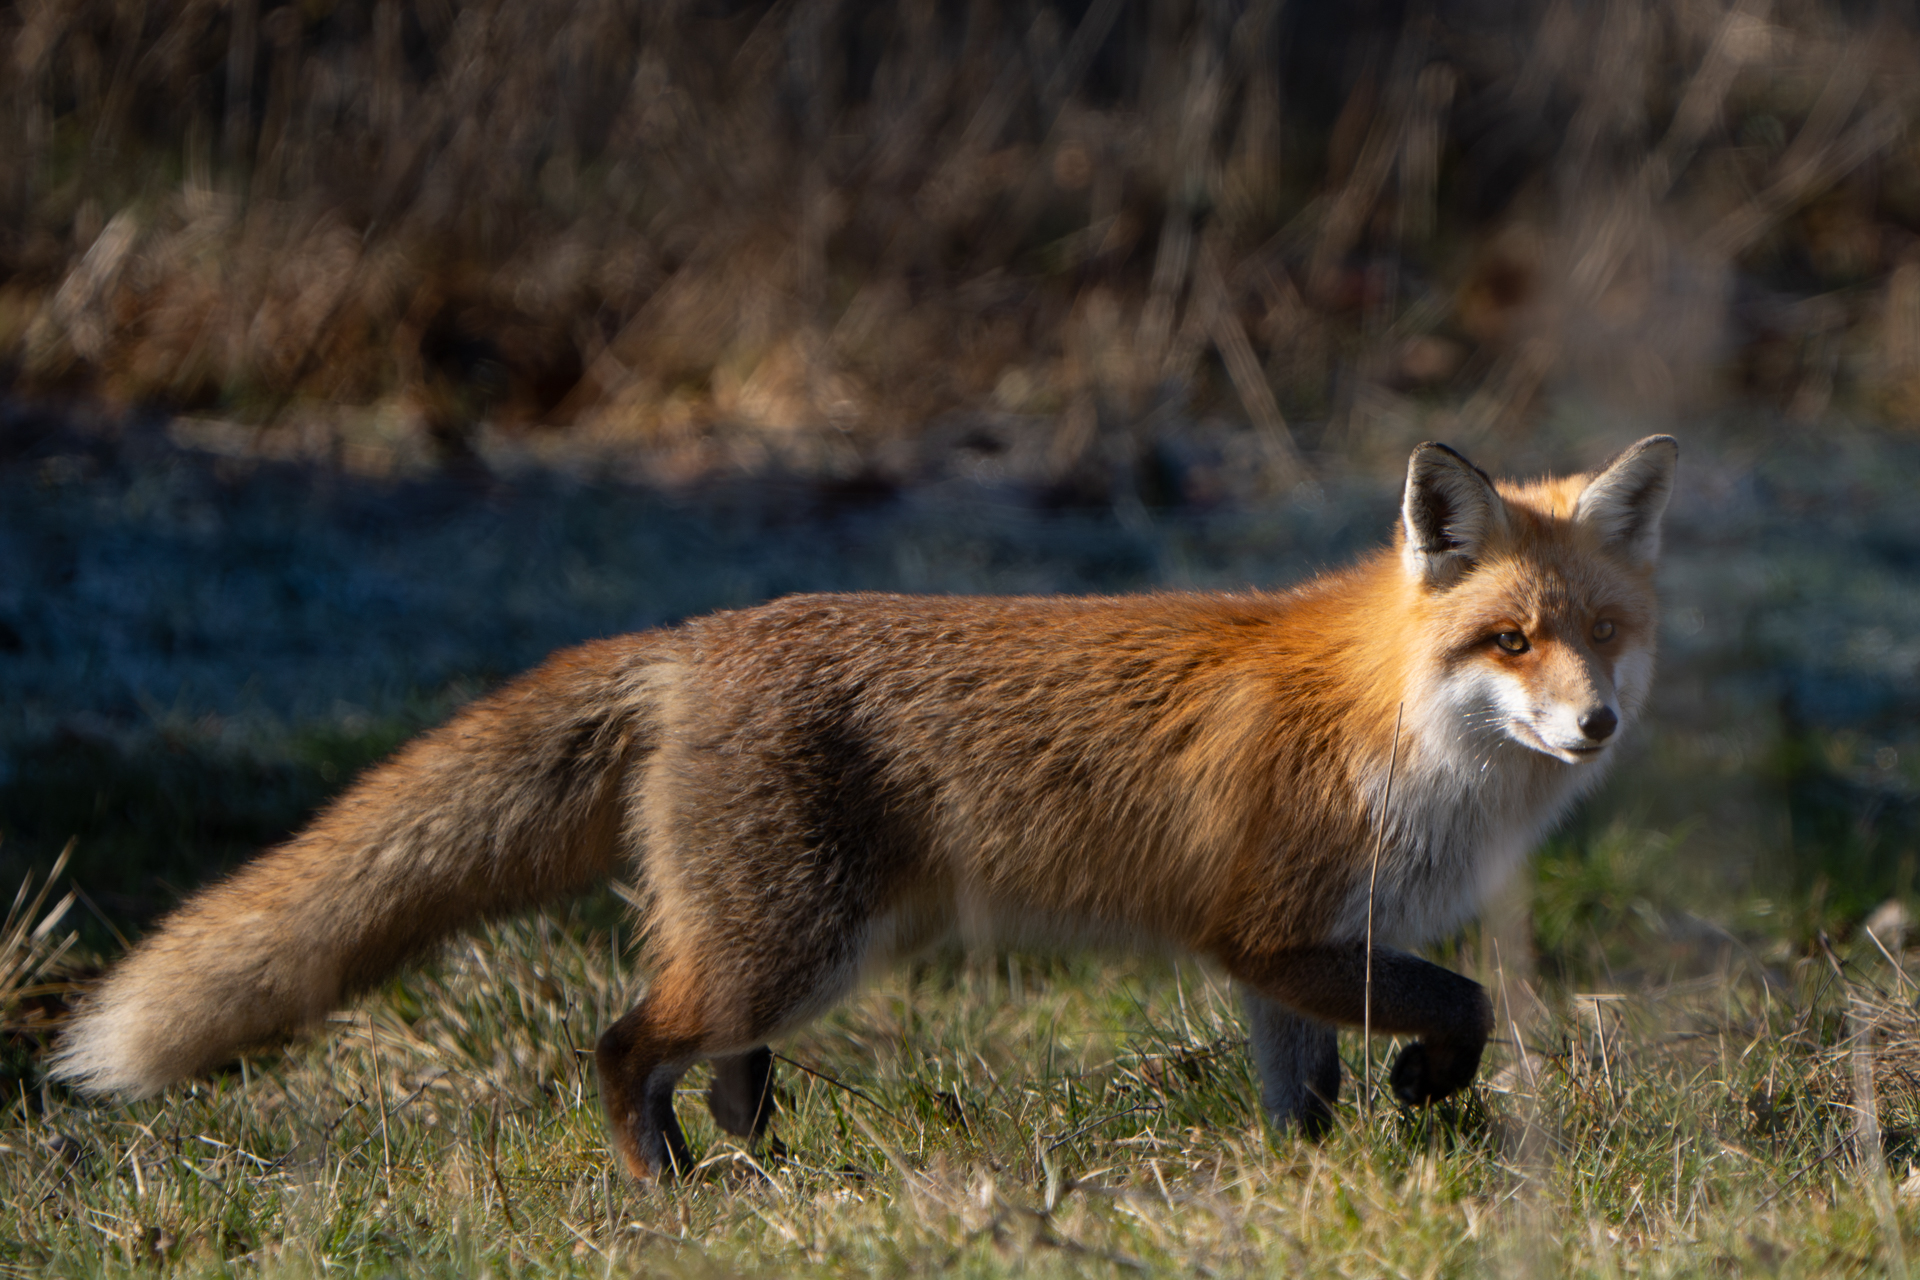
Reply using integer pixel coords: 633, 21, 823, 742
1592, 619, 1616, 642
1494, 631, 1529, 654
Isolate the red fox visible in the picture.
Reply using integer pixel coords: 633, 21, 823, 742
53, 436, 1676, 1179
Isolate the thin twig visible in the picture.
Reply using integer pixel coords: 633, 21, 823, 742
1047, 1102, 1164, 1153
559, 1217, 607, 1259
366, 1013, 394, 1197
1364, 702, 1405, 1122
1754, 1134, 1853, 1211
488, 1103, 519, 1231
1492, 938, 1540, 1096
771, 1051, 904, 1123
1850, 1004, 1908, 1275
1862, 923, 1912, 996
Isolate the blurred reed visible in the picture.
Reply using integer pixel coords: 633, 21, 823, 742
3, 0, 1918, 481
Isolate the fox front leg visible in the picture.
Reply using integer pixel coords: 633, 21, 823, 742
1229, 943, 1494, 1108
1240, 991, 1340, 1136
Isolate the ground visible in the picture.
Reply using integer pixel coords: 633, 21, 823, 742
6, 402, 1920, 1275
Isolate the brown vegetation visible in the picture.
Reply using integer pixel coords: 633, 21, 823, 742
5, 1, 1920, 482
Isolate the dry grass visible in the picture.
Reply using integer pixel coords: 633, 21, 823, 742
10, 887, 1920, 1276
5, 1, 1920, 484
0, 842, 78, 1060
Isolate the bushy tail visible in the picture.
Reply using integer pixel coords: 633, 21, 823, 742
52, 638, 660, 1097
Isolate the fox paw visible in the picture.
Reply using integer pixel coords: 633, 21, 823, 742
1388, 1041, 1482, 1107
1294, 1091, 1336, 1140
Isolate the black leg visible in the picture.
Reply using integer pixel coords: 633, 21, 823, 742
707, 1046, 778, 1140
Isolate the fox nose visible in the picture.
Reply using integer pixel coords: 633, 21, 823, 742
1578, 707, 1618, 741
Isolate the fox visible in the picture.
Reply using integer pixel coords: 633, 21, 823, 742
51, 435, 1676, 1179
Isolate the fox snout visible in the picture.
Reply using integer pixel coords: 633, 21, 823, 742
1536, 659, 1623, 760
1555, 701, 1619, 758
1474, 635, 1632, 763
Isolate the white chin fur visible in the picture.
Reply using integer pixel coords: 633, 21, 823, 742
1509, 723, 1613, 764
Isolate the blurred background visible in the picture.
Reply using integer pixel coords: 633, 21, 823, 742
6, 0, 1920, 990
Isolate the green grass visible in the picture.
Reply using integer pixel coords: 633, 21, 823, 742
8, 853, 1920, 1277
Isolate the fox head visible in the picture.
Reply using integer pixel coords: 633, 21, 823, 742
1397, 435, 1678, 768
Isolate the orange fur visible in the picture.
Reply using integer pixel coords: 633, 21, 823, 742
54, 436, 1677, 1178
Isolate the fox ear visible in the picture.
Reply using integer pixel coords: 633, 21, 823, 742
1574, 435, 1678, 565
1401, 442, 1506, 588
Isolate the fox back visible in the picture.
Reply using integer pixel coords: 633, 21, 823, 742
54, 435, 1677, 1179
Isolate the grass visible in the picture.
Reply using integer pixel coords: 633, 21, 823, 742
4, 404, 1920, 1274
6, 405, 1920, 1271
8, 870, 1920, 1277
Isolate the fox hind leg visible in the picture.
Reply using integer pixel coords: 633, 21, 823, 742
1241, 991, 1341, 1137
590, 1035, 783, 1179
595, 972, 705, 1180
597, 953, 854, 1179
